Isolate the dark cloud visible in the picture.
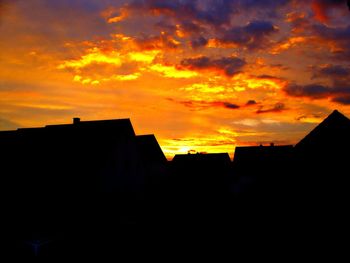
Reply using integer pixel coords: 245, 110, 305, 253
167, 98, 240, 111
190, 36, 208, 49
246, 100, 258, 106
284, 84, 332, 99
256, 74, 283, 80
312, 64, 350, 79
180, 56, 246, 77
284, 83, 350, 104
127, 0, 235, 28
312, 23, 350, 41
332, 96, 350, 104
296, 114, 321, 121
223, 102, 240, 109
179, 21, 203, 35
134, 34, 180, 50
116, 1, 294, 52
312, 23, 350, 60
240, 0, 291, 8
126, 0, 292, 33
217, 20, 278, 50
256, 103, 286, 114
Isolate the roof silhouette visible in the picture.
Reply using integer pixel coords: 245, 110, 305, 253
233, 144, 293, 164
136, 134, 167, 163
295, 110, 350, 151
0, 117, 167, 195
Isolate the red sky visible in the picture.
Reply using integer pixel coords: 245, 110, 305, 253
1, 0, 350, 159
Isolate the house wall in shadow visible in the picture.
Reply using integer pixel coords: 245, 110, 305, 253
0, 118, 168, 246
232, 144, 294, 197
169, 153, 231, 199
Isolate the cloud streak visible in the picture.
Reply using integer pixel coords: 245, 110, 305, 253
168, 98, 240, 111
180, 56, 246, 77
256, 103, 286, 114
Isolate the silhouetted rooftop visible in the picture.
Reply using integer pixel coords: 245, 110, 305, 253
45, 118, 135, 136
233, 145, 293, 163
295, 110, 350, 151
136, 135, 167, 163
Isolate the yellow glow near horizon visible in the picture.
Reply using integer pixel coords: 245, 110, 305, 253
149, 64, 198, 78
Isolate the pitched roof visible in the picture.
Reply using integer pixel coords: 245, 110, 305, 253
136, 134, 167, 163
44, 118, 135, 137
295, 110, 350, 150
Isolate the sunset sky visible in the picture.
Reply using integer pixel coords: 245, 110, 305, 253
1, 0, 350, 159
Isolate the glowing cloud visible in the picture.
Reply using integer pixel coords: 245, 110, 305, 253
58, 48, 122, 69
270, 37, 309, 54
128, 51, 160, 63
107, 8, 128, 23
112, 73, 141, 81
149, 64, 198, 78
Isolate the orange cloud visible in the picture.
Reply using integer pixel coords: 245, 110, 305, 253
128, 50, 160, 63
312, 1, 329, 22
270, 37, 309, 54
101, 6, 129, 23
57, 47, 122, 69
149, 64, 198, 78
133, 33, 181, 51
108, 8, 128, 23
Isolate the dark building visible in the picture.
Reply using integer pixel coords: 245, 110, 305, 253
0, 118, 151, 195
170, 153, 231, 198
295, 109, 350, 157
232, 144, 294, 196
0, 118, 168, 258
294, 110, 350, 197
135, 134, 168, 193
2, 110, 349, 258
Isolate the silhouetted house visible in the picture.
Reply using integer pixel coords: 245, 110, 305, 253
136, 135, 168, 192
136, 135, 167, 164
234, 144, 294, 169
0, 118, 170, 196
232, 144, 294, 195
170, 153, 231, 196
0, 117, 171, 249
294, 110, 350, 196
295, 109, 350, 159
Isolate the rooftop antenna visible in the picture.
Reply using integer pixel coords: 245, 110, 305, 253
73, 117, 80, 124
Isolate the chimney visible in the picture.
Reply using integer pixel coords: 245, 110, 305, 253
73, 117, 80, 124
270, 142, 274, 147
